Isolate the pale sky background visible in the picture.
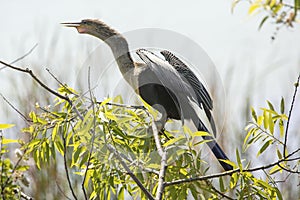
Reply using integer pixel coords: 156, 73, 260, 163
1, 0, 300, 160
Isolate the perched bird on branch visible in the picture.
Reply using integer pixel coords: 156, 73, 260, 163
62, 19, 233, 171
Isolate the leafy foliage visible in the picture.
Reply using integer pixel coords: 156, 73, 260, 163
5, 84, 297, 199
0, 124, 30, 200
233, 0, 300, 38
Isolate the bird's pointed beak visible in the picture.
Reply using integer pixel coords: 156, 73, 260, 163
61, 22, 81, 28
61, 22, 87, 33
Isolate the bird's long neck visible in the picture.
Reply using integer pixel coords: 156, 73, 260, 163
89, 25, 135, 78
106, 36, 135, 77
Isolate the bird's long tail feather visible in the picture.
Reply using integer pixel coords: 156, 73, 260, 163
197, 123, 233, 171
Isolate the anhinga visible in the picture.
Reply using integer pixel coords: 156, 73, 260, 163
62, 19, 233, 171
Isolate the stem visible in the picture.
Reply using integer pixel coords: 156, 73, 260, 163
283, 74, 300, 157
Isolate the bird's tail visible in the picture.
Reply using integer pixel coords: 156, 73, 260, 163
197, 123, 233, 171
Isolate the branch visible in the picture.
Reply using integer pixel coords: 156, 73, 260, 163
97, 100, 145, 110
0, 43, 38, 71
46, 68, 79, 97
13, 188, 33, 200
82, 67, 96, 200
164, 147, 300, 187
283, 74, 300, 157
62, 136, 78, 200
0, 60, 84, 121
107, 144, 155, 200
151, 117, 167, 200
0, 93, 32, 124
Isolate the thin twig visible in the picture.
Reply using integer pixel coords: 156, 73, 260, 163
62, 136, 78, 200
97, 100, 145, 110
56, 180, 72, 200
13, 188, 33, 200
107, 144, 155, 200
0, 61, 69, 102
283, 74, 300, 157
46, 68, 79, 97
0, 43, 38, 71
208, 182, 234, 200
81, 67, 96, 200
164, 147, 300, 187
0, 93, 32, 124
0, 60, 84, 121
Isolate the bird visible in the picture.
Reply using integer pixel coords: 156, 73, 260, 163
62, 19, 233, 171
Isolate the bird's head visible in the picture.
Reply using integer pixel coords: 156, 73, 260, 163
62, 19, 120, 41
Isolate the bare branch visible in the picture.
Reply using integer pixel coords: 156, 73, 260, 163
283, 74, 300, 158
97, 100, 145, 110
13, 188, 33, 200
0, 43, 38, 71
0, 60, 84, 121
81, 67, 96, 200
46, 68, 79, 97
56, 180, 72, 200
151, 117, 167, 200
0, 93, 32, 124
165, 147, 300, 187
62, 136, 78, 200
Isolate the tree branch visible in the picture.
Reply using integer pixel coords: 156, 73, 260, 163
151, 117, 167, 200
0, 60, 84, 121
283, 74, 300, 157
107, 144, 155, 200
164, 147, 300, 187
0, 43, 38, 71
82, 67, 96, 200
62, 136, 78, 200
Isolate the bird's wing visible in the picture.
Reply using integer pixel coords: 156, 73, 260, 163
160, 50, 216, 135
160, 50, 213, 110
136, 49, 198, 123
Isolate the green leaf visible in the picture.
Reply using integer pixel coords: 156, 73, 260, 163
251, 107, 257, 122
280, 97, 285, 114
279, 119, 284, 137
163, 136, 185, 147
2, 138, 19, 144
230, 172, 239, 188
263, 109, 268, 129
268, 112, 274, 134
258, 16, 269, 30
236, 149, 242, 170
256, 140, 272, 156
248, 3, 262, 15
295, 0, 300, 10
0, 124, 15, 130
219, 177, 225, 192
276, 148, 282, 159
190, 131, 211, 137
274, 187, 283, 200
267, 100, 275, 111
269, 165, 282, 175
52, 124, 59, 141
257, 116, 264, 126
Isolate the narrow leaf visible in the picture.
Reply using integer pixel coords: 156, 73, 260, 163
251, 107, 257, 122
280, 97, 285, 114
258, 16, 269, 30
2, 138, 19, 144
267, 101, 275, 111
257, 140, 272, 156
269, 112, 274, 134
0, 124, 15, 130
